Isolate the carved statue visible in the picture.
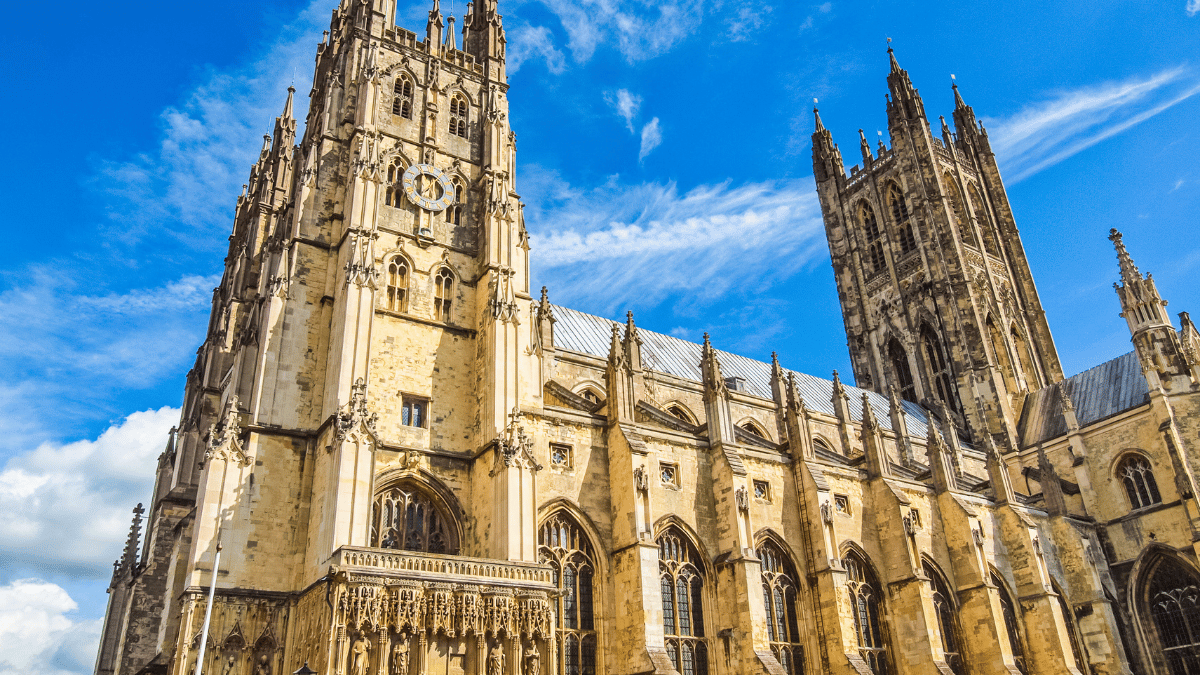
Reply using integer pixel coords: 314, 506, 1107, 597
524, 649, 540, 675
221, 654, 238, 675
487, 649, 504, 675
633, 466, 648, 492
734, 486, 749, 512
253, 653, 271, 675
820, 501, 833, 524
351, 635, 371, 675
391, 634, 410, 675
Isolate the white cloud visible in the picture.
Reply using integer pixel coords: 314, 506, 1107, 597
639, 118, 663, 160
528, 0, 705, 64
0, 408, 178, 577
606, 89, 643, 132
724, 2, 773, 42
522, 167, 825, 311
508, 24, 567, 74
985, 66, 1200, 183
1189, 0, 1199, 16
94, 0, 327, 247
0, 579, 102, 675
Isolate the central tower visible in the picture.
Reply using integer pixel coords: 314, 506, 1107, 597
812, 48, 1064, 448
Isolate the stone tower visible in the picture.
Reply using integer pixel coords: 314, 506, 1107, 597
812, 47, 1064, 448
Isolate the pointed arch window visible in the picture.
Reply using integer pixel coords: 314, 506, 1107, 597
392, 76, 413, 119
921, 326, 960, 415
1118, 455, 1162, 511
1010, 326, 1038, 390
1053, 583, 1088, 673
385, 164, 400, 207
386, 257, 409, 312
924, 562, 963, 675
1147, 557, 1200, 675
433, 268, 454, 322
740, 421, 768, 440
844, 550, 888, 674
759, 540, 805, 675
449, 94, 468, 138
887, 339, 916, 402
371, 482, 457, 554
888, 184, 917, 255
659, 529, 708, 675
445, 182, 465, 225
987, 317, 1017, 395
944, 176, 979, 250
993, 573, 1027, 674
539, 513, 598, 675
668, 405, 695, 425
968, 185, 1000, 256
858, 202, 886, 276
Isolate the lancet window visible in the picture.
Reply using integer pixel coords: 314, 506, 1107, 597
386, 257, 409, 312
987, 317, 1017, 395
371, 482, 456, 554
1147, 557, 1200, 675
449, 94, 468, 138
385, 164, 400, 207
968, 185, 1001, 256
659, 529, 708, 675
539, 513, 597, 675
944, 175, 978, 250
993, 573, 1027, 674
434, 268, 454, 322
845, 550, 888, 674
740, 421, 768, 439
921, 326, 960, 415
668, 405, 695, 424
1011, 326, 1038, 389
887, 339, 916, 402
759, 540, 805, 675
1054, 583, 1088, 672
924, 562, 963, 675
859, 202, 886, 275
888, 183, 917, 255
1119, 455, 1162, 511
392, 76, 413, 119
445, 183, 465, 225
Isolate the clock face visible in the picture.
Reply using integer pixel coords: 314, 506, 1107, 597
400, 164, 456, 212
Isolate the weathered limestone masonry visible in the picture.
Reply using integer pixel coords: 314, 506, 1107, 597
97, 3, 1198, 675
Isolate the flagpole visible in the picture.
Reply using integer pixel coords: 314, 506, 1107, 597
193, 531, 222, 675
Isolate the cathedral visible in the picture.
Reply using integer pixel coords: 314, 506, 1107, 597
94, 1, 1200, 674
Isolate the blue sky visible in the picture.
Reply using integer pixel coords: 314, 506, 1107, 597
1, 0, 1198, 671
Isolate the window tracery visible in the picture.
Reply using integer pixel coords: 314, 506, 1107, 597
1148, 557, 1200, 675
859, 202, 885, 275
968, 185, 1000, 256
921, 326, 960, 415
434, 268, 454, 322
944, 175, 978, 251
539, 513, 597, 675
888, 183, 917, 255
445, 183, 465, 225
1118, 455, 1162, 511
386, 257, 409, 312
887, 339, 916, 402
993, 573, 1027, 674
449, 94, 468, 138
759, 540, 805, 675
668, 405, 695, 424
924, 562, 963, 674
371, 482, 456, 554
844, 550, 888, 674
659, 529, 708, 675
740, 421, 767, 439
392, 76, 413, 119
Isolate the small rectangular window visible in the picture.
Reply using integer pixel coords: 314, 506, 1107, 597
660, 462, 680, 488
401, 397, 428, 428
834, 494, 851, 515
550, 443, 572, 470
753, 480, 771, 502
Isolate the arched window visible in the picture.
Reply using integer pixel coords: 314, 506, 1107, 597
659, 528, 708, 675
1053, 583, 1088, 673
1118, 455, 1162, 510
539, 513, 598, 675
923, 562, 963, 675
887, 339, 916, 402
944, 175, 979, 250
759, 540, 805, 675
1010, 326, 1038, 389
888, 183, 917, 255
968, 185, 1000, 256
449, 94, 468, 138
921, 326, 960, 415
386, 257, 409, 312
992, 573, 1027, 674
371, 482, 457, 554
668, 405, 695, 424
433, 268, 454, 322
987, 317, 1017, 395
578, 387, 602, 405
445, 183, 464, 225
1147, 557, 1200, 674
858, 202, 886, 275
740, 421, 768, 440
392, 76, 413, 119
812, 437, 833, 456
385, 164, 400, 207
844, 550, 888, 674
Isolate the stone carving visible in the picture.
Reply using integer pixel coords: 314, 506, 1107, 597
391, 633, 410, 675
350, 634, 371, 675
253, 653, 271, 675
525, 649, 540, 675
820, 501, 833, 524
487, 649, 504, 675
220, 654, 238, 675
972, 527, 986, 547
491, 413, 542, 476
344, 226, 380, 287
206, 396, 250, 467
333, 379, 379, 447
735, 486, 749, 513
634, 466, 648, 492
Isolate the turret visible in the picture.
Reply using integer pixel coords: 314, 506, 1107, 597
463, 0, 506, 66
885, 44, 926, 123
811, 104, 844, 184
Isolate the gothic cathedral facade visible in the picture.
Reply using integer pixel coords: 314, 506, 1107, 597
95, 3, 1200, 675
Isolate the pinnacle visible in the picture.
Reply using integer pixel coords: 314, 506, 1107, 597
952, 81, 966, 109
813, 105, 825, 131
1109, 228, 1142, 286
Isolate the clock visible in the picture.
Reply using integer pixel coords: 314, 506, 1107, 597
400, 164, 456, 212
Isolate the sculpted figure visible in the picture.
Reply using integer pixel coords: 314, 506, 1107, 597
351, 635, 371, 675
253, 654, 271, 675
221, 654, 238, 675
487, 649, 503, 675
391, 634, 410, 675
524, 650, 540, 675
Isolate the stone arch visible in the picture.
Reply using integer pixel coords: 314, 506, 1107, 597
922, 556, 965, 674
573, 381, 605, 406
537, 504, 602, 675
737, 418, 772, 442
371, 469, 465, 553
653, 516, 713, 576
987, 314, 1018, 395
1129, 546, 1200, 675
664, 401, 698, 425
840, 543, 891, 673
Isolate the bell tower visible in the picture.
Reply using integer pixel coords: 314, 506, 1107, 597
812, 46, 1064, 448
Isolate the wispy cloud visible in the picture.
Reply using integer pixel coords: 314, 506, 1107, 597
725, 2, 774, 43
522, 167, 825, 311
985, 66, 1200, 183
0, 407, 176, 577
525, 0, 705, 64
1189, 0, 1199, 17
92, 0, 327, 249
0, 579, 101, 675
639, 118, 663, 160
605, 89, 643, 132
508, 24, 567, 74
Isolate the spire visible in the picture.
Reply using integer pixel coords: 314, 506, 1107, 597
1110, 228, 1172, 330
858, 129, 873, 164
1109, 228, 1142, 288
426, 0, 445, 48
283, 85, 295, 120
119, 504, 146, 573
464, 0, 506, 64
887, 40, 901, 73
445, 14, 458, 50
950, 76, 979, 138
885, 42, 926, 123
810, 99, 844, 183
952, 81, 965, 109
813, 105, 825, 131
